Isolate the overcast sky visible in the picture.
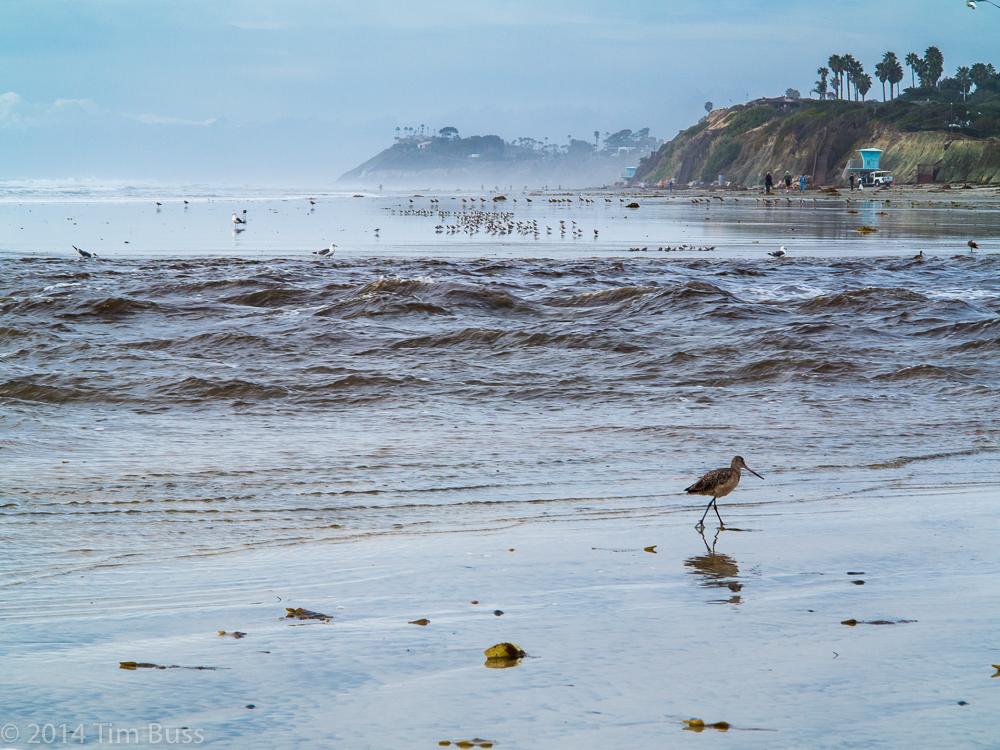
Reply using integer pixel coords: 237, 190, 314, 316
1, 0, 995, 185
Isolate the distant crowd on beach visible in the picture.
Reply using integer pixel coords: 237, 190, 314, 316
659, 170, 876, 193
763, 171, 809, 194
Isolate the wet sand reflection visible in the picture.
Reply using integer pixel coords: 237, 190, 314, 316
684, 529, 743, 605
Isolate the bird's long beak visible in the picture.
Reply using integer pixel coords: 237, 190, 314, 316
746, 466, 763, 479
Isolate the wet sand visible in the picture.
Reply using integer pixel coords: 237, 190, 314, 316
3, 456, 999, 748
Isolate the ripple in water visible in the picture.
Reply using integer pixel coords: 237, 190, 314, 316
1, 255, 998, 584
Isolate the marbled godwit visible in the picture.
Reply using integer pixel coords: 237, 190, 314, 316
685, 456, 763, 529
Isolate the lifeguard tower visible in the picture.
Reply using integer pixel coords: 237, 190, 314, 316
845, 148, 894, 187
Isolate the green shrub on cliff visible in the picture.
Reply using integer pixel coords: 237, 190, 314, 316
701, 138, 743, 182
724, 106, 778, 135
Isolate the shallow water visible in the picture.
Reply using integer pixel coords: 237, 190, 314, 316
2, 248, 999, 587
2, 190, 999, 259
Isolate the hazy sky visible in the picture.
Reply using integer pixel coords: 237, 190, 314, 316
1, 0, 995, 185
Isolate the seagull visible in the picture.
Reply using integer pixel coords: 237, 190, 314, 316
73, 245, 98, 260
768, 246, 787, 258
232, 211, 247, 225
968, 240, 978, 251
313, 243, 337, 256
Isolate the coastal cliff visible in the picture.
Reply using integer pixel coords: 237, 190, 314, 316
634, 98, 1000, 187
339, 129, 661, 188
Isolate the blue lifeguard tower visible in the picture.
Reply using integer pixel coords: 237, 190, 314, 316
845, 147, 893, 186
859, 148, 882, 171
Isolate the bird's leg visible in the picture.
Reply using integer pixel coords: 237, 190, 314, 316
696, 498, 716, 529
713, 499, 726, 528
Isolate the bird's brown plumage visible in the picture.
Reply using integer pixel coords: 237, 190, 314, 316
684, 456, 763, 528
685, 467, 740, 498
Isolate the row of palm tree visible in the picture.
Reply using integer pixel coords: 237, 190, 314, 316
394, 124, 430, 140
814, 47, 972, 102
816, 53, 902, 102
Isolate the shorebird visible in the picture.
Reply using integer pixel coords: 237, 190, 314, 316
913, 250, 925, 261
768, 246, 787, 258
968, 240, 979, 251
73, 245, 97, 260
685, 456, 763, 529
232, 211, 247, 225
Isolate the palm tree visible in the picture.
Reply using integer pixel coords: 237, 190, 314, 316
889, 58, 904, 99
956, 66, 973, 101
843, 55, 863, 100
905, 52, 920, 89
923, 46, 944, 88
880, 52, 900, 99
857, 73, 873, 101
813, 67, 830, 100
828, 54, 845, 99
875, 60, 888, 101
970, 62, 990, 90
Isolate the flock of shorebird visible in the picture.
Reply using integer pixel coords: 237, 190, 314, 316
69, 196, 988, 266
628, 244, 716, 253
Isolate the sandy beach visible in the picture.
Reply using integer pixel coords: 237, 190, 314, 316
8, 3, 1000, 747
3, 451, 999, 748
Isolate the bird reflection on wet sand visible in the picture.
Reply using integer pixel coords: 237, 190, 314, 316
684, 529, 744, 605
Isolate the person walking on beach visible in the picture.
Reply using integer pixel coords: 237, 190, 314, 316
849, 174, 856, 192
784, 171, 793, 192
765, 172, 774, 194
668, 177, 674, 194
799, 174, 807, 193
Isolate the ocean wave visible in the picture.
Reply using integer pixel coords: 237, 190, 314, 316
546, 285, 658, 307
220, 287, 317, 308
379, 327, 644, 354
875, 364, 971, 382
61, 296, 162, 318
156, 376, 290, 401
0, 378, 103, 404
798, 287, 928, 312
